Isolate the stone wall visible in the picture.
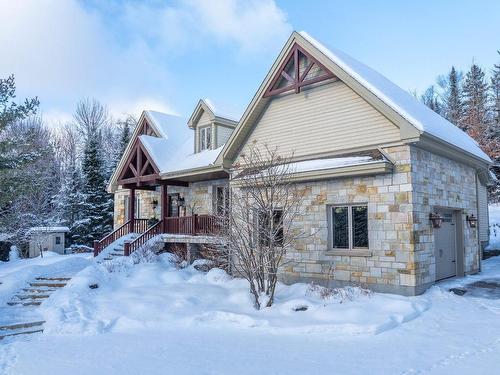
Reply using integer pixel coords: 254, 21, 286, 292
410, 146, 480, 287
281, 145, 418, 295
113, 178, 229, 228
280, 144, 481, 296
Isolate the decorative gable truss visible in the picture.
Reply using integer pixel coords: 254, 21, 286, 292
264, 43, 335, 98
137, 119, 158, 137
117, 139, 160, 186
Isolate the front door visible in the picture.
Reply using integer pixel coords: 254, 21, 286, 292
168, 193, 180, 217
434, 210, 457, 280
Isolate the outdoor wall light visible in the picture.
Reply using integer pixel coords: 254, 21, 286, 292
429, 212, 443, 228
466, 214, 478, 228
151, 199, 159, 210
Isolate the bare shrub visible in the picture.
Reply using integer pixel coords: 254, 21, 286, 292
131, 242, 158, 264
219, 142, 308, 309
306, 283, 373, 304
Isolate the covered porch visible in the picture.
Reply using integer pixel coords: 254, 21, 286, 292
94, 136, 228, 257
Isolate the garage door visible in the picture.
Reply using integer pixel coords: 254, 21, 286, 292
434, 210, 457, 280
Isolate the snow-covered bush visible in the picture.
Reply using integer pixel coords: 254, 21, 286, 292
131, 242, 158, 264
306, 283, 373, 304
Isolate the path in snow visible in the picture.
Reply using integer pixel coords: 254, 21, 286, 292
2, 255, 500, 374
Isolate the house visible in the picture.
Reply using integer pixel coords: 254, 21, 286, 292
102, 31, 493, 296
28, 227, 69, 257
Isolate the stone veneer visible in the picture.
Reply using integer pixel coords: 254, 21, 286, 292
112, 146, 481, 296
281, 145, 480, 296
113, 179, 228, 228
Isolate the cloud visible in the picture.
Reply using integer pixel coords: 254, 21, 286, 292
0, 0, 291, 123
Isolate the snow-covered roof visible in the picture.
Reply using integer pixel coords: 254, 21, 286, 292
144, 110, 188, 139
140, 135, 223, 175
299, 31, 491, 164
203, 98, 241, 122
29, 227, 69, 233
291, 156, 379, 173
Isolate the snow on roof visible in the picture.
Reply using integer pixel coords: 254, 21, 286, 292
138, 111, 224, 175
144, 110, 188, 140
29, 227, 69, 233
292, 156, 379, 173
140, 135, 222, 175
299, 31, 491, 163
203, 98, 241, 122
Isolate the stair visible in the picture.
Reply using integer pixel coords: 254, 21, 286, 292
98, 242, 130, 262
0, 321, 45, 340
2, 276, 72, 340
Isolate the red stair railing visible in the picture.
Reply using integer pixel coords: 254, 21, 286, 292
124, 220, 163, 256
93, 218, 149, 257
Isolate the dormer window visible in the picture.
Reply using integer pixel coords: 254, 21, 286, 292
200, 126, 212, 151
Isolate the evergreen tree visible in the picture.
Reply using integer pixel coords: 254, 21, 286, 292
489, 51, 500, 139
73, 99, 114, 245
441, 66, 464, 127
487, 52, 500, 202
462, 63, 489, 137
79, 124, 113, 244
58, 162, 87, 244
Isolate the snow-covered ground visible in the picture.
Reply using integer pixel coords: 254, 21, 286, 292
1, 253, 500, 374
487, 204, 500, 250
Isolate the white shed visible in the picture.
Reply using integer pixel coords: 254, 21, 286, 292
28, 227, 69, 257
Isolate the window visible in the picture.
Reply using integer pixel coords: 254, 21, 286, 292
257, 209, 284, 247
215, 186, 229, 217
199, 127, 212, 151
55, 236, 61, 245
330, 205, 368, 249
124, 195, 141, 219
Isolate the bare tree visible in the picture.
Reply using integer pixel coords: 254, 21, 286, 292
221, 142, 306, 309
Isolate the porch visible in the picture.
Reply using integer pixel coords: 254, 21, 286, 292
93, 214, 223, 257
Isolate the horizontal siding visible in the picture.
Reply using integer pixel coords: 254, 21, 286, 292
197, 110, 212, 127
216, 125, 234, 148
477, 180, 489, 242
239, 81, 401, 159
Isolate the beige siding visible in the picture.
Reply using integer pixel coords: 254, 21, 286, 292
239, 81, 401, 159
216, 125, 234, 148
477, 179, 489, 242
197, 110, 212, 127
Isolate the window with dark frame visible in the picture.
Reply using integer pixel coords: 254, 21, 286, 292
55, 236, 61, 245
331, 205, 368, 250
215, 186, 229, 217
257, 209, 284, 247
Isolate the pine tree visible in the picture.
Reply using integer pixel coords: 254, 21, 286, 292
441, 66, 464, 127
79, 124, 113, 244
487, 52, 500, 202
489, 51, 500, 140
462, 63, 489, 137
58, 162, 87, 244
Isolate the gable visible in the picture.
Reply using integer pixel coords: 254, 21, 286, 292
117, 138, 160, 186
264, 43, 335, 97
237, 80, 401, 161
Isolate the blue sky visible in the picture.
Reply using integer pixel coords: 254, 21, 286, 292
1, 0, 499, 125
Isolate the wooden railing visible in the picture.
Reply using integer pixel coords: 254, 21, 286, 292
164, 215, 221, 236
124, 220, 163, 256
93, 218, 149, 257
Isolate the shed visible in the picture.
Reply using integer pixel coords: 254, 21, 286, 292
28, 227, 69, 257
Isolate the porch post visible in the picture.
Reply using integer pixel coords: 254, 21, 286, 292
161, 184, 168, 233
129, 187, 136, 233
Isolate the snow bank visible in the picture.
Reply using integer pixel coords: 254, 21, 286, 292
0, 253, 91, 326
40, 254, 429, 336
486, 204, 500, 250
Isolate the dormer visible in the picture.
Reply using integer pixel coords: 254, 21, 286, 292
188, 99, 239, 153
